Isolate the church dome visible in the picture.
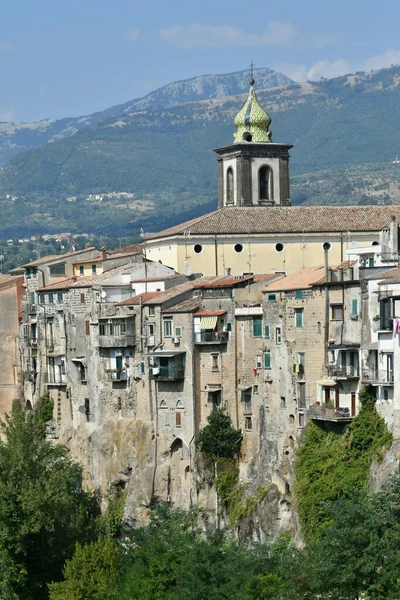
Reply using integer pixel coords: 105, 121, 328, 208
233, 82, 272, 143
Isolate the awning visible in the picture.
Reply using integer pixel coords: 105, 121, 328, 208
71, 357, 87, 367
318, 379, 337, 387
200, 316, 218, 330
205, 384, 222, 391
238, 385, 252, 392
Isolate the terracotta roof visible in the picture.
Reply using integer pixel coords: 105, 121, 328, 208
264, 267, 326, 292
145, 206, 400, 239
23, 247, 97, 267
143, 281, 196, 305
72, 256, 104, 265
163, 298, 200, 313
38, 278, 77, 291
69, 263, 137, 288
376, 267, 400, 285
116, 291, 164, 306
0, 274, 23, 287
110, 244, 142, 255
130, 275, 178, 283
194, 275, 253, 288
9, 266, 25, 275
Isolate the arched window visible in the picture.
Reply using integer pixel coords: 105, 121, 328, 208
176, 399, 184, 409
259, 166, 273, 201
226, 167, 234, 205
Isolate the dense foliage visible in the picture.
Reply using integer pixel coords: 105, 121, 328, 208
0, 401, 95, 599
196, 409, 242, 463
295, 386, 392, 541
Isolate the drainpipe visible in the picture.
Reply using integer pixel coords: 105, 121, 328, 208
214, 236, 218, 276
323, 243, 330, 370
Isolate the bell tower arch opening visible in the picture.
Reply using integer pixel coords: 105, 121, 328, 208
259, 165, 274, 202
226, 167, 234, 205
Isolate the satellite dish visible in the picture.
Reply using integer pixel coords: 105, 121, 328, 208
78, 405, 86, 414
184, 268, 192, 276
101, 290, 107, 298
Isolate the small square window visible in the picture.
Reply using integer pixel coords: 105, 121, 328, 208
295, 308, 303, 329
331, 304, 344, 321
280, 396, 286, 408
48, 293, 54, 304
39, 293, 45, 304
253, 385, 258, 393
92, 264, 97, 274
299, 412, 306, 427
80, 293, 85, 304
244, 416, 252, 431
295, 290, 303, 299
211, 354, 219, 371
163, 319, 173, 337
57, 292, 63, 303
149, 305, 155, 316
268, 294, 276, 302
256, 355, 262, 368
79, 265, 84, 275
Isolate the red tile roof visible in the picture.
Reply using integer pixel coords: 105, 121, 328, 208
264, 267, 326, 292
116, 291, 164, 306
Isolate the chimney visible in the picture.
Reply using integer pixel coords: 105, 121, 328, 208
100, 247, 107, 260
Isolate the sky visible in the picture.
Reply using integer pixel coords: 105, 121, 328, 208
1, 0, 400, 123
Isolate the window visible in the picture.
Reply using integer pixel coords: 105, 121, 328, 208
252, 316, 262, 337
57, 292, 63, 302
244, 416, 252, 431
193, 244, 203, 254
256, 355, 262, 368
275, 327, 282, 344
99, 319, 127, 336
92, 264, 97, 274
368, 256, 374, 267
148, 323, 155, 336
280, 396, 286, 408
331, 304, 344, 320
175, 412, 182, 427
259, 165, 273, 200
317, 321, 322, 333
264, 324, 270, 338
79, 265, 84, 275
163, 319, 173, 337
298, 382, 306, 408
39, 293, 45, 304
48, 293, 54, 304
227, 167, 234, 204
80, 293, 85, 304
85, 320, 90, 336
298, 412, 306, 427
30, 291, 35, 305
275, 243, 284, 253
295, 308, 303, 329
268, 294, 276, 302
351, 299, 358, 316
49, 263, 65, 276
295, 290, 303, 299
264, 352, 271, 369
211, 354, 219, 371
242, 390, 252, 414
253, 385, 258, 393
234, 243, 243, 253
148, 305, 155, 316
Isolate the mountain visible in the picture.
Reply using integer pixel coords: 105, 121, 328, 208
0, 68, 292, 168
1, 66, 400, 238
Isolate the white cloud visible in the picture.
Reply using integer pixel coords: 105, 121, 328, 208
274, 63, 308, 82
360, 49, 400, 72
306, 59, 351, 80
127, 29, 140, 41
160, 21, 296, 49
0, 41, 11, 52
0, 107, 16, 122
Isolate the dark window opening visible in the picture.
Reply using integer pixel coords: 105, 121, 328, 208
259, 166, 273, 200
194, 244, 203, 254
227, 167, 234, 204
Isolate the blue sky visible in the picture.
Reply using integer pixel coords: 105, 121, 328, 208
1, 0, 400, 122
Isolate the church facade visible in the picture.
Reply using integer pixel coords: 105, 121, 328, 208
144, 77, 400, 276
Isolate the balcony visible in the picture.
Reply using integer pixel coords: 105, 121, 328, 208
23, 336, 38, 348
24, 371, 37, 383
194, 331, 229, 344
45, 372, 66, 385
328, 365, 359, 379
98, 334, 136, 348
309, 405, 354, 422
150, 364, 185, 381
379, 317, 393, 331
361, 369, 394, 384
105, 369, 128, 382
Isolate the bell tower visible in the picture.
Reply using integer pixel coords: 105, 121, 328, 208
214, 68, 293, 208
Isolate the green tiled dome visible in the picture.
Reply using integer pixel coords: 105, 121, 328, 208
233, 85, 272, 143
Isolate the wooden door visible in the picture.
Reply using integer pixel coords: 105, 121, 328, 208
351, 393, 356, 417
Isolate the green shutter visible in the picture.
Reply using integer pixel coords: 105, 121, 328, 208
264, 324, 270, 338
57, 292, 63, 302
295, 309, 303, 328
264, 352, 271, 369
268, 294, 276, 302
295, 290, 303, 299
39, 293, 45, 304
352, 299, 358, 315
252, 317, 262, 337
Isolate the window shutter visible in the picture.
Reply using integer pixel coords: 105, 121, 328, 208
264, 352, 271, 369
264, 325, 270, 338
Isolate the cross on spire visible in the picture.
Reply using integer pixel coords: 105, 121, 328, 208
249, 60, 255, 86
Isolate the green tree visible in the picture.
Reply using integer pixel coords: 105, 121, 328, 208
0, 401, 95, 599
196, 408, 242, 463
48, 536, 121, 600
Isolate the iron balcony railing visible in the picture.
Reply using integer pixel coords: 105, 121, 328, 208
308, 405, 354, 422
45, 372, 66, 385
194, 331, 229, 344
105, 369, 128, 382
150, 365, 185, 381
361, 369, 394, 383
98, 334, 136, 348
328, 365, 359, 378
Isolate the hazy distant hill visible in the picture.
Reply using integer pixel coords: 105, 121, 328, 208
0, 68, 292, 167
1, 66, 400, 238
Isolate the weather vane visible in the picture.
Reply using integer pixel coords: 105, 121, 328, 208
249, 60, 255, 85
